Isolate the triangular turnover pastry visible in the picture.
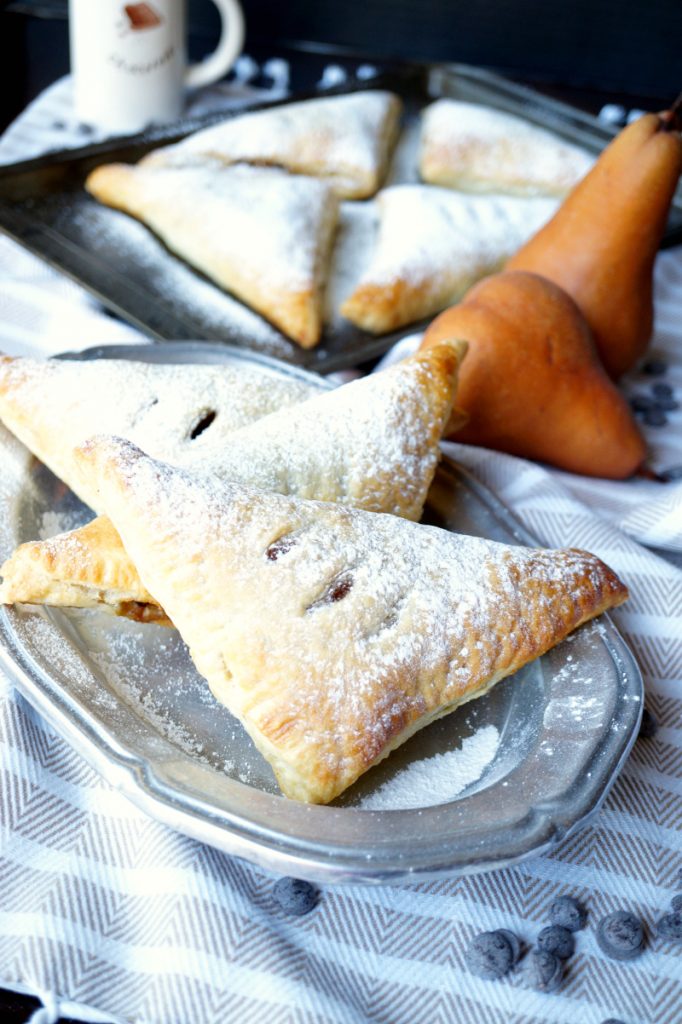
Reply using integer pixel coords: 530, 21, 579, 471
0, 353, 315, 512
0, 515, 170, 626
0, 341, 468, 619
144, 91, 402, 199
341, 185, 557, 333
85, 162, 339, 347
419, 99, 593, 197
72, 435, 627, 803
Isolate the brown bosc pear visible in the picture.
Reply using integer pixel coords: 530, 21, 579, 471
506, 107, 682, 379
421, 271, 647, 479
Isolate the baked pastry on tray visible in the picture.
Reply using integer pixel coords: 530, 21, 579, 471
419, 99, 593, 197
144, 91, 403, 200
85, 162, 339, 347
0, 354, 315, 512
0, 341, 468, 621
341, 185, 557, 333
66, 435, 628, 804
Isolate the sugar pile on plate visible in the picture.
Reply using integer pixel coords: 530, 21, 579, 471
359, 724, 500, 810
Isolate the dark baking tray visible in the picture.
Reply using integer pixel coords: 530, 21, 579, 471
1, 62, 680, 374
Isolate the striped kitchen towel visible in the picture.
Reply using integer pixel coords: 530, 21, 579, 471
0, 73, 680, 1024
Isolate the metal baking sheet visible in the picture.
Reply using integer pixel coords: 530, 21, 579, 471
0, 64, 679, 374
0, 343, 643, 883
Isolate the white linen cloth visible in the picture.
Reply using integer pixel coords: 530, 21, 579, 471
0, 74, 681, 1024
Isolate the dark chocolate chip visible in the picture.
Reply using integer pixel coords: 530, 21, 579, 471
77, 122, 94, 135
655, 397, 679, 412
662, 465, 682, 481
465, 930, 515, 980
652, 382, 674, 398
494, 929, 521, 964
642, 359, 667, 376
630, 393, 656, 412
643, 408, 668, 427
601, 1019, 627, 1024
638, 708, 658, 739
655, 911, 682, 942
537, 925, 575, 959
596, 911, 645, 961
671, 894, 682, 913
527, 949, 563, 992
549, 895, 587, 931
272, 877, 318, 916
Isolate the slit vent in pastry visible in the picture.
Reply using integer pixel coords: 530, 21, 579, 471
70, 435, 628, 804
0, 353, 315, 512
0, 341, 467, 620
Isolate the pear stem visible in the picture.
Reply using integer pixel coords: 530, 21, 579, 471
660, 91, 682, 132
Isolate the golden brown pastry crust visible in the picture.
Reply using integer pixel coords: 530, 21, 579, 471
144, 91, 403, 200
73, 436, 628, 804
419, 99, 593, 197
0, 341, 467, 620
341, 186, 557, 334
85, 162, 339, 347
0, 516, 171, 625
0, 353, 315, 511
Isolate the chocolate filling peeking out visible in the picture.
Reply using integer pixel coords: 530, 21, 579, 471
327, 576, 353, 603
189, 409, 217, 440
307, 572, 354, 611
266, 535, 298, 561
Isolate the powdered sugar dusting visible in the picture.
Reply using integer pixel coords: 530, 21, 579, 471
359, 724, 500, 809
0, 355, 315, 509
92, 162, 338, 298
68, 202, 291, 353
420, 99, 594, 196
348, 185, 558, 303
325, 200, 377, 318
39, 508, 89, 541
196, 345, 458, 520
0, 423, 33, 560
148, 90, 401, 198
91, 436, 627, 800
543, 651, 608, 733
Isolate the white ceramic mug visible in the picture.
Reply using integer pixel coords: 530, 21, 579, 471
69, 0, 245, 133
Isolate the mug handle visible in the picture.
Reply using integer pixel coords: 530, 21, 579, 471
184, 0, 245, 89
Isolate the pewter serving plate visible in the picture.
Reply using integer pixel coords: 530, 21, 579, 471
0, 344, 643, 884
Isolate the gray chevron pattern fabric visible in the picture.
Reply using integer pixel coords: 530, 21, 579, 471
1, 85, 682, 1024
1, 410, 681, 1023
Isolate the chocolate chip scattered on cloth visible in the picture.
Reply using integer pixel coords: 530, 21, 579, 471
1, 80, 682, 1024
